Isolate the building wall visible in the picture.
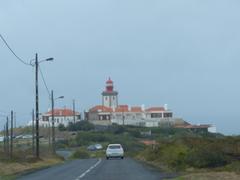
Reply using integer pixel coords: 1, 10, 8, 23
103, 95, 118, 108
88, 112, 99, 121
40, 115, 81, 127
145, 111, 173, 119
88, 107, 180, 128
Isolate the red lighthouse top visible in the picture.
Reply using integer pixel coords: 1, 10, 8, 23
106, 78, 113, 84
106, 77, 114, 92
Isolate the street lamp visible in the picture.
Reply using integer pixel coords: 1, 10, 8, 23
51, 90, 64, 154
32, 53, 54, 158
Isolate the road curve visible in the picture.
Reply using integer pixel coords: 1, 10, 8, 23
17, 158, 176, 180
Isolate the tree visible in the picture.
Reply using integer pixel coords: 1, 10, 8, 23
67, 121, 94, 131
58, 124, 66, 131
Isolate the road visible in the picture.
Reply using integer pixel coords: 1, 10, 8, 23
17, 158, 176, 180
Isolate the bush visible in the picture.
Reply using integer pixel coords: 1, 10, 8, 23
186, 147, 228, 168
72, 149, 90, 159
109, 125, 125, 134
67, 121, 94, 131
75, 132, 110, 146
58, 124, 67, 131
139, 136, 240, 171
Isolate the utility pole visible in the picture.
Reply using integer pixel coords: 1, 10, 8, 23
6, 117, 9, 158
10, 111, 13, 159
3, 124, 6, 154
73, 99, 76, 124
51, 90, 55, 154
35, 53, 40, 158
48, 117, 51, 152
32, 109, 35, 155
33, 53, 53, 158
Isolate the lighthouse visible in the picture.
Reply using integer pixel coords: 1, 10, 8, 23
102, 78, 118, 109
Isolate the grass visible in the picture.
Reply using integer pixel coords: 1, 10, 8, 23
170, 172, 240, 180
0, 157, 63, 180
0, 143, 64, 180
70, 148, 105, 160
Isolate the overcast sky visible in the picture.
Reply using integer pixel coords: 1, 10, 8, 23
0, 0, 240, 135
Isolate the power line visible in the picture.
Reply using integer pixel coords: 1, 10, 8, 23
0, 33, 31, 66
39, 65, 51, 98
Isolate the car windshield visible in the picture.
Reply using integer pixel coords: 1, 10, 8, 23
109, 145, 121, 149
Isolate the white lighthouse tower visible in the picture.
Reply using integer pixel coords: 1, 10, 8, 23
102, 78, 118, 109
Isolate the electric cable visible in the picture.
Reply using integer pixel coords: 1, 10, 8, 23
39, 65, 51, 98
0, 33, 31, 66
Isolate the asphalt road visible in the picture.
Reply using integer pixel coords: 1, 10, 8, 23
17, 158, 176, 180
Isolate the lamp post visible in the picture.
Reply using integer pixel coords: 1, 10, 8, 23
33, 53, 53, 158
51, 90, 64, 154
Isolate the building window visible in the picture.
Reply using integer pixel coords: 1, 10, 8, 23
151, 113, 162, 118
163, 113, 173, 118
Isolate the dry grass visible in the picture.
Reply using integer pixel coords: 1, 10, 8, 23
176, 172, 240, 180
0, 157, 63, 178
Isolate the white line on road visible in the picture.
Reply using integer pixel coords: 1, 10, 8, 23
75, 158, 102, 180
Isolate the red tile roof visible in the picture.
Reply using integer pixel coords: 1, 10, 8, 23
45, 109, 80, 116
131, 106, 143, 112
115, 105, 129, 112
89, 105, 113, 112
145, 107, 165, 112
88, 105, 169, 113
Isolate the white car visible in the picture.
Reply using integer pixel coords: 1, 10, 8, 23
95, 144, 103, 150
106, 144, 124, 160
0, 136, 4, 142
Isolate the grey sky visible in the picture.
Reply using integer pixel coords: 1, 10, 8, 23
0, 0, 240, 134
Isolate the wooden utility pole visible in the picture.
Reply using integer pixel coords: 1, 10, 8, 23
35, 53, 40, 158
6, 117, 9, 158
51, 90, 56, 154
3, 124, 6, 154
10, 111, 13, 158
32, 109, 35, 155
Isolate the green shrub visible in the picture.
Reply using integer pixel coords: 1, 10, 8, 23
58, 124, 67, 131
186, 147, 228, 168
67, 121, 94, 131
223, 161, 240, 173
139, 136, 240, 171
72, 149, 90, 159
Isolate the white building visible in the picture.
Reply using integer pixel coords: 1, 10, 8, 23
40, 108, 81, 127
88, 104, 187, 127
87, 78, 186, 127
87, 78, 213, 131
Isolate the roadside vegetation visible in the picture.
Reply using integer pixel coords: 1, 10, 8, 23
138, 136, 240, 170
57, 123, 145, 158
57, 123, 240, 179
2, 122, 239, 180
0, 144, 63, 180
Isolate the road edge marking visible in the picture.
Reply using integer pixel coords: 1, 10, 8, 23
75, 158, 102, 180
